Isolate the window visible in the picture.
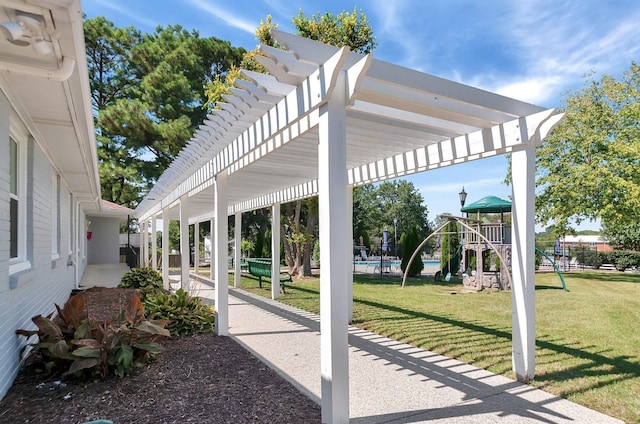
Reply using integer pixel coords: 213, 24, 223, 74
9, 135, 29, 275
9, 138, 18, 258
68, 193, 74, 256
51, 173, 59, 259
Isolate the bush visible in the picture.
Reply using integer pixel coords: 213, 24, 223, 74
16, 293, 170, 379
401, 225, 424, 277
597, 250, 640, 271
119, 268, 164, 299
575, 248, 601, 268
144, 289, 215, 336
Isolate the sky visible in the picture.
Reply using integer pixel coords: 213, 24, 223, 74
83, 0, 640, 231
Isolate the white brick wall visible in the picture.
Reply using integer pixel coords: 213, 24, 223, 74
0, 98, 79, 399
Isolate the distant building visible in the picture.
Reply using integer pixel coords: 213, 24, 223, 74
561, 235, 613, 252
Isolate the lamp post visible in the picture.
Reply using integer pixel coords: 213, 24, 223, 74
459, 187, 468, 271
459, 186, 467, 208
393, 217, 398, 258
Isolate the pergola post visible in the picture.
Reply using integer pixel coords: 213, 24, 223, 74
151, 215, 157, 270
271, 203, 281, 300
179, 196, 190, 291
141, 219, 148, 267
214, 171, 229, 335
234, 212, 241, 288
162, 211, 169, 290
318, 69, 349, 424
347, 185, 354, 324
194, 221, 200, 275
510, 142, 536, 382
210, 217, 215, 281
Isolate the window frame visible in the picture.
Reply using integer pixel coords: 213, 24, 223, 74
9, 134, 30, 274
51, 173, 60, 260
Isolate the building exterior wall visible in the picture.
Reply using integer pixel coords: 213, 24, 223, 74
0, 95, 81, 399
87, 216, 120, 264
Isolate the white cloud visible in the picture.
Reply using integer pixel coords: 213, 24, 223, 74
185, 0, 257, 34
493, 76, 563, 105
91, 0, 159, 29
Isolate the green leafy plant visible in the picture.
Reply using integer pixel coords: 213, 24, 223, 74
119, 267, 164, 299
144, 289, 215, 336
16, 293, 170, 379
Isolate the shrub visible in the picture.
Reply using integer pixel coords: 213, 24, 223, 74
598, 250, 640, 271
16, 293, 170, 379
401, 225, 424, 277
119, 267, 164, 299
576, 248, 601, 268
144, 289, 215, 336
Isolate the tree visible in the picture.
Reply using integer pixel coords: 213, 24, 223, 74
440, 221, 461, 275
376, 180, 430, 242
601, 221, 640, 251
85, 17, 245, 207
536, 63, 640, 238
292, 8, 376, 54
400, 225, 423, 277
353, 185, 381, 246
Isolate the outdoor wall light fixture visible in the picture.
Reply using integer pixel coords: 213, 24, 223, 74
0, 14, 53, 55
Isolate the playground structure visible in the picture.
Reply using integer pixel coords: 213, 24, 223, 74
459, 196, 513, 290
402, 196, 515, 290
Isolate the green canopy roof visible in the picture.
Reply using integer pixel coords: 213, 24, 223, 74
461, 195, 512, 213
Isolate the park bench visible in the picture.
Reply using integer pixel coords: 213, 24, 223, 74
246, 259, 291, 293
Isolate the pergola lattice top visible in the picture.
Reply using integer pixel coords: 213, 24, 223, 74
135, 30, 561, 222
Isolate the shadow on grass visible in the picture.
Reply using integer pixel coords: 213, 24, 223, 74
241, 270, 639, 402
356, 296, 640, 397
535, 285, 566, 291
563, 270, 640, 284
354, 273, 463, 288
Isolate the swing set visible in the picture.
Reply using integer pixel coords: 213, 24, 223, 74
401, 215, 567, 291
401, 215, 512, 289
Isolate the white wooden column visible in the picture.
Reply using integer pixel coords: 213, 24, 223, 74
210, 217, 215, 281
179, 196, 190, 291
234, 212, 242, 288
318, 69, 349, 423
151, 215, 157, 270
347, 185, 354, 324
511, 143, 536, 382
162, 212, 169, 290
214, 171, 229, 335
194, 221, 200, 275
271, 203, 281, 300
141, 219, 148, 267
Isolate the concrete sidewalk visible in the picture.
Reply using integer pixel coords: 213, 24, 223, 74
79, 263, 129, 289
186, 275, 622, 423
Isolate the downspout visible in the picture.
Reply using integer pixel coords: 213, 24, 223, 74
0, 56, 76, 81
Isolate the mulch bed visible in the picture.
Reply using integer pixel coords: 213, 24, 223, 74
0, 287, 321, 423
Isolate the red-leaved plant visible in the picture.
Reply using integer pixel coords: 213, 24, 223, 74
16, 292, 170, 379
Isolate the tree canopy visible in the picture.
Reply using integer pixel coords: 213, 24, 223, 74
292, 8, 376, 54
353, 180, 431, 255
85, 17, 245, 207
536, 62, 640, 246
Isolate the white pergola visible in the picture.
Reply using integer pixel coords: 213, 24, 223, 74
135, 30, 563, 423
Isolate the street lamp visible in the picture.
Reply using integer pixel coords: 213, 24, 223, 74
459, 187, 467, 208
393, 217, 398, 257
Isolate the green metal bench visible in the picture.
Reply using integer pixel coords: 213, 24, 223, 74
245, 259, 291, 293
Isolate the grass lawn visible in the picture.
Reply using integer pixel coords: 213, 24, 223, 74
234, 270, 640, 423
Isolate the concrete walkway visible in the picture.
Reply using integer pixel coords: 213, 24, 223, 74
79, 263, 129, 289
184, 274, 622, 424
